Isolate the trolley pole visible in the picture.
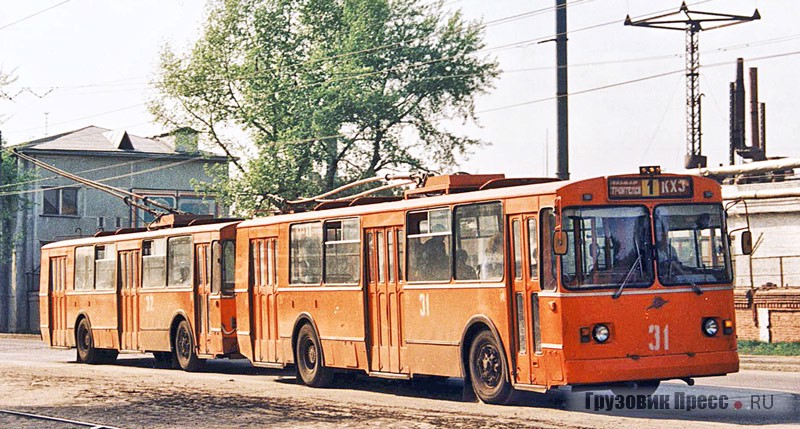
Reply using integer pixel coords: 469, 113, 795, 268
555, 0, 569, 181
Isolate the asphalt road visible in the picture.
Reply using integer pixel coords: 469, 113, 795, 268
0, 336, 797, 428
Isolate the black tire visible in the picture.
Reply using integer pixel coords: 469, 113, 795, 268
610, 380, 661, 396
76, 318, 97, 364
173, 320, 202, 372
468, 330, 513, 404
295, 324, 333, 387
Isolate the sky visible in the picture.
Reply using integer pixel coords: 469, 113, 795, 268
1, 0, 797, 181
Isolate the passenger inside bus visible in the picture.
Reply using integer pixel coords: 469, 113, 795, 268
421, 235, 450, 280
479, 234, 504, 280
455, 249, 477, 280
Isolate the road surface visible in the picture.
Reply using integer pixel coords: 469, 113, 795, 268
0, 336, 797, 428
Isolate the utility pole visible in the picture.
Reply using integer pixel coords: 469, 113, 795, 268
625, 2, 759, 169
555, 0, 569, 180
0, 129, 6, 331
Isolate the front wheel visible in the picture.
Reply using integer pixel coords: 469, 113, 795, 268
469, 330, 513, 404
173, 320, 202, 372
76, 318, 97, 364
295, 324, 333, 387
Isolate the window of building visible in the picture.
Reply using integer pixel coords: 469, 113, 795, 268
454, 202, 503, 281
323, 218, 360, 285
407, 208, 452, 282
94, 244, 116, 290
167, 236, 193, 287
74, 246, 94, 290
142, 238, 167, 288
179, 196, 217, 216
290, 222, 322, 285
43, 187, 78, 216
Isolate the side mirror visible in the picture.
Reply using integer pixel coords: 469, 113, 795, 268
741, 231, 753, 255
553, 230, 567, 255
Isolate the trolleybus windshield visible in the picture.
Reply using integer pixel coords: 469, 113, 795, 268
561, 206, 654, 289
654, 204, 732, 286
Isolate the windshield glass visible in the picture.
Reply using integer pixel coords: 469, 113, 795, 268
561, 206, 654, 289
654, 204, 731, 286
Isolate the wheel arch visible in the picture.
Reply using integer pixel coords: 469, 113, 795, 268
168, 310, 192, 351
291, 312, 321, 364
72, 311, 91, 348
459, 315, 509, 380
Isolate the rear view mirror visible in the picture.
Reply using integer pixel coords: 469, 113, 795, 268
553, 231, 567, 255
741, 231, 753, 255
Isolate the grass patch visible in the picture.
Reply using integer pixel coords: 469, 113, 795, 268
738, 340, 800, 356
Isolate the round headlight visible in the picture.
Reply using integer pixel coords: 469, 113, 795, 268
703, 318, 719, 336
593, 324, 610, 343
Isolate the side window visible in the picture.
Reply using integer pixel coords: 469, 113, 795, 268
212, 241, 222, 294
142, 239, 167, 288
513, 220, 522, 280
74, 246, 95, 290
221, 240, 235, 296
397, 230, 404, 281
407, 208, 451, 282
94, 244, 116, 290
323, 218, 360, 285
540, 208, 557, 290
388, 231, 395, 283
527, 218, 539, 279
290, 222, 322, 285
167, 236, 192, 287
455, 202, 503, 281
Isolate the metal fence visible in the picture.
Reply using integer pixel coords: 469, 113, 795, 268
734, 254, 800, 288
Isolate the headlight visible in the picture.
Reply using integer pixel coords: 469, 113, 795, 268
703, 318, 719, 337
592, 324, 610, 343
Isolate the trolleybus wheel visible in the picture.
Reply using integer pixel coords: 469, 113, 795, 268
295, 324, 333, 388
76, 318, 98, 364
469, 330, 513, 404
174, 320, 202, 372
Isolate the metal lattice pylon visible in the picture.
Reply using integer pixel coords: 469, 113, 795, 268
625, 2, 759, 169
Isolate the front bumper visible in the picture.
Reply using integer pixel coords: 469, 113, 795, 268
562, 350, 739, 385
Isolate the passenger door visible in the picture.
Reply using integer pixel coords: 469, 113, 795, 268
195, 244, 211, 355
251, 238, 279, 362
366, 227, 404, 374
118, 250, 141, 351
509, 215, 546, 386
48, 256, 68, 346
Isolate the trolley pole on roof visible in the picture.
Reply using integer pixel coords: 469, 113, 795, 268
624, 2, 759, 169
555, 0, 569, 181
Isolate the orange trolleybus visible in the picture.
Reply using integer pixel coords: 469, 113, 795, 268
234, 168, 744, 403
40, 216, 241, 370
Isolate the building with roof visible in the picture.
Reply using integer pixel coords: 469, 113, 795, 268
0, 126, 229, 333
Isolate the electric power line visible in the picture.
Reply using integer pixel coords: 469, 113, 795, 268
0, 0, 73, 32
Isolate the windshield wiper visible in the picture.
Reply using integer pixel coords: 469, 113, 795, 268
669, 262, 703, 295
612, 240, 643, 299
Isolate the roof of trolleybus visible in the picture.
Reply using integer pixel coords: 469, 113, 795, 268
239, 172, 719, 228
41, 221, 241, 250
238, 179, 571, 228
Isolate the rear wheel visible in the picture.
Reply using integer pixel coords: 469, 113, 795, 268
295, 324, 333, 387
76, 319, 97, 364
173, 320, 202, 372
469, 330, 513, 404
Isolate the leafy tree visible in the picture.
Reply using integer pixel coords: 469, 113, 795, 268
152, 0, 498, 215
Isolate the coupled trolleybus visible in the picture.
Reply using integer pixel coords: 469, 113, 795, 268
232, 168, 745, 403
40, 216, 241, 370
41, 168, 747, 404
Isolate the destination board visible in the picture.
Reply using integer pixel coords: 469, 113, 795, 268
607, 177, 693, 200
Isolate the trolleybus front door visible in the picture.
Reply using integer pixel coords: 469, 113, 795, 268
195, 244, 211, 355
509, 215, 546, 386
118, 250, 140, 351
366, 228, 404, 374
